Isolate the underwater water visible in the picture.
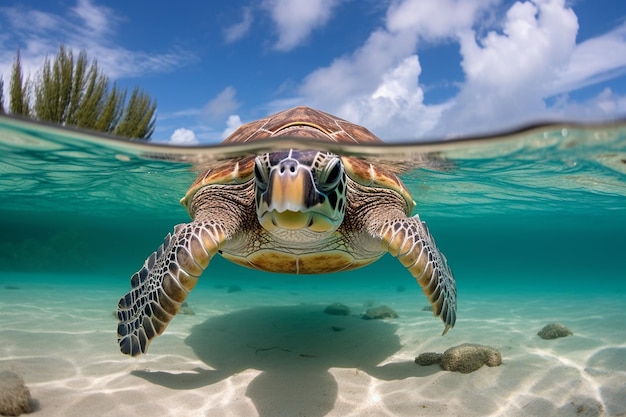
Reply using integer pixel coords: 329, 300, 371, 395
0, 115, 625, 416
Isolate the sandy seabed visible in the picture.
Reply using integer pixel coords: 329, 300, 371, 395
0, 272, 625, 417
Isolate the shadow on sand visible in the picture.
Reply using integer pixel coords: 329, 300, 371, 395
133, 304, 438, 417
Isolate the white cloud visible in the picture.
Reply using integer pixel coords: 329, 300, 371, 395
203, 86, 240, 121
224, 7, 254, 43
549, 22, 626, 95
338, 56, 448, 140
170, 128, 199, 145
386, 0, 497, 39
0, 0, 193, 81
300, 29, 418, 109
549, 88, 626, 121
293, 0, 500, 139
70, 0, 115, 38
158, 92, 242, 144
263, 0, 340, 51
434, 0, 579, 136
460, 0, 578, 89
592, 88, 626, 116
164, 114, 244, 144
222, 115, 243, 138
298, 0, 497, 110
291, 0, 626, 140
299, 0, 493, 140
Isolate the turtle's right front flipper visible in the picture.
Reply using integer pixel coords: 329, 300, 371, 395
117, 221, 226, 356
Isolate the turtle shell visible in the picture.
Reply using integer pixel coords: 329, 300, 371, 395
181, 106, 415, 213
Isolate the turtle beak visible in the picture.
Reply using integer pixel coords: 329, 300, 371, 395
256, 153, 343, 233
265, 162, 313, 230
269, 163, 308, 212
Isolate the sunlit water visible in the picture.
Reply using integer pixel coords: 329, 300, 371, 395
0, 115, 625, 416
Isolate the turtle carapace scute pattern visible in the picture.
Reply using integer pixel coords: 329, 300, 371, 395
117, 106, 457, 356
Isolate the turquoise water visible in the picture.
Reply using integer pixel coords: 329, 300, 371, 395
1, 116, 624, 293
1, 115, 625, 416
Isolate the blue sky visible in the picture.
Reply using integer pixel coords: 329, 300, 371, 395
1, 0, 625, 143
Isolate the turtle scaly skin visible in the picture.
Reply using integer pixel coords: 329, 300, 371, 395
117, 106, 456, 356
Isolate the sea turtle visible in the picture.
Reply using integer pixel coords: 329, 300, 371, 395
117, 106, 456, 356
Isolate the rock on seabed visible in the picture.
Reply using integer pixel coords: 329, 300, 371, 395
440, 343, 502, 373
0, 370, 32, 416
324, 303, 350, 316
537, 323, 573, 339
415, 343, 502, 373
362, 305, 399, 320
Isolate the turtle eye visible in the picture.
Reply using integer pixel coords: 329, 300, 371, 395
317, 158, 343, 191
254, 157, 269, 190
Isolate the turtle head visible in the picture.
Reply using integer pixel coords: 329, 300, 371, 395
254, 150, 347, 234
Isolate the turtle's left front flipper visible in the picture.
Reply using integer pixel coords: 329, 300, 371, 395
379, 214, 457, 334
117, 221, 226, 356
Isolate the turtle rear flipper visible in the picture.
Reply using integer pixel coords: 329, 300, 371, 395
117, 222, 224, 356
